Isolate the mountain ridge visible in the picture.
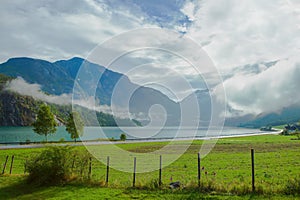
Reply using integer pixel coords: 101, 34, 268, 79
1, 57, 299, 128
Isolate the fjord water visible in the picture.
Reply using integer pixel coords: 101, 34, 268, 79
0, 126, 263, 144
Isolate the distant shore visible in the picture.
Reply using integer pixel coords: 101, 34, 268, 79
0, 129, 282, 150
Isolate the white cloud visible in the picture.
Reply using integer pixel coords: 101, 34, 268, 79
5, 77, 138, 119
180, 0, 300, 116
218, 57, 300, 115
5, 77, 72, 105
184, 0, 300, 70
0, 0, 151, 62
180, 1, 197, 21
1, 0, 300, 118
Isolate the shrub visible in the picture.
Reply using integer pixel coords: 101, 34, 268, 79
291, 131, 300, 140
281, 129, 289, 135
59, 138, 65, 143
26, 146, 74, 185
120, 133, 126, 141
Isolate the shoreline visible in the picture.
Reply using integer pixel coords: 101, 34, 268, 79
0, 130, 282, 150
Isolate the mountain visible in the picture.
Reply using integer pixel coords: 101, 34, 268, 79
0, 74, 140, 126
0, 57, 74, 95
1, 57, 299, 128
0, 74, 37, 126
0, 57, 180, 126
236, 106, 300, 128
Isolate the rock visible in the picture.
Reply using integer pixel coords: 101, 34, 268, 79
169, 181, 180, 189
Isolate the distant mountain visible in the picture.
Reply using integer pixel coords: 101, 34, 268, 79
0, 74, 139, 126
0, 57, 180, 126
1, 57, 299, 128
236, 106, 300, 128
0, 57, 74, 95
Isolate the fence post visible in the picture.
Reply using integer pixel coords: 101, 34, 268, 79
159, 155, 162, 186
106, 156, 110, 185
198, 153, 201, 187
9, 155, 14, 174
251, 149, 255, 192
133, 157, 136, 187
88, 157, 92, 179
71, 155, 76, 170
2, 155, 9, 174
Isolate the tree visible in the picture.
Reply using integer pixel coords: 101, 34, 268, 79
65, 112, 84, 142
32, 104, 58, 142
120, 133, 126, 141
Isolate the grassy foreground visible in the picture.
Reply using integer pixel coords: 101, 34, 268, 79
0, 134, 299, 199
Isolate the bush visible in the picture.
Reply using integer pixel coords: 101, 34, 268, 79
291, 131, 300, 140
120, 133, 126, 141
59, 138, 65, 143
26, 146, 74, 185
281, 129, 289, 135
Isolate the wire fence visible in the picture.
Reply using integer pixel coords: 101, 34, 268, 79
0, 149, 270, 192
1, 147, 299, 195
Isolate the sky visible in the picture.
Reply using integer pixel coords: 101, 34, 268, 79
1, 0, 300, 117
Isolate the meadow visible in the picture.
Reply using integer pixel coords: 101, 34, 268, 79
0, 134, 299, 199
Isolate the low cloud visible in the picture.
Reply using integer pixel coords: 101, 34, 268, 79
5, 77, 72, 105
5, 77, 144, 119
219, 58, 300, 116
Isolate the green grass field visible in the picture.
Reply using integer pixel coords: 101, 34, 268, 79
0, 134, 299, 199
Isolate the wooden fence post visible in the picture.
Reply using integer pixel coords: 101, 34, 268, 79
88, 157, 92, 179
71, 155, 76, 170
2, 155, 9, 174
133, 157, 136, 187
198, 153, 201, 187
251, 149, 255, 192
159, 155, 162, 186
9, 155, 14, 174
106, 156, 110, 185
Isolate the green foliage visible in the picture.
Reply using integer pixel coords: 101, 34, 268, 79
0, 73, 13, 89
59, 138, 65, 143
291, 131, 300, 140
32, 104, 58, 141
26, 146, 73, 185
97, 111, 141, 127
25, 146, 93, 186
65, 112, 84, 142
120, 133, 126, 141
281, 129, 289, 135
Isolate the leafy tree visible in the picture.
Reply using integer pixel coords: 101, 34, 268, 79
65, 112, 84, 142
120, 133, 126, 141
32, 104, 58, 142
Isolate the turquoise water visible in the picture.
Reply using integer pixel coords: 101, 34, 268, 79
0, 126, 262, 144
